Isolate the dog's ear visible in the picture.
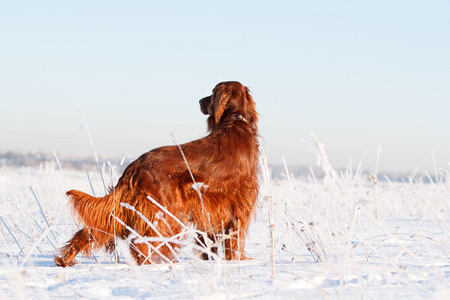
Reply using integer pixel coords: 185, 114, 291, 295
214, 88, 231, 125
245, 87, 258, 131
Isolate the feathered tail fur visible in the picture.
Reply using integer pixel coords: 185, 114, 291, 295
54, 190, 121, 266
54, 188, 169, 267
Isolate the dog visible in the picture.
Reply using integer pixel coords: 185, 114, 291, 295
54, 81, 259, 266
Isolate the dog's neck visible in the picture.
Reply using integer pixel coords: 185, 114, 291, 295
230, 114, 248, 123
229, 114, 258, 133
208, 113, 254, 133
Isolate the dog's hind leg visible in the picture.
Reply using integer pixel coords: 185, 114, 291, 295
54, 227, 93, 267
129, 240, 151, 265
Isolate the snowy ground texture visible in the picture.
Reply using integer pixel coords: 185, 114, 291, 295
1, 147, 449, 299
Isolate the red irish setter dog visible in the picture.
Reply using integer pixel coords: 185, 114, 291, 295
54, 81, 259, 266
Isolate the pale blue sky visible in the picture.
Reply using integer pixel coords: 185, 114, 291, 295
1, 1, 449, 173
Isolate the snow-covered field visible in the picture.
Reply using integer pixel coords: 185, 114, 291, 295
1, 148, 449, 299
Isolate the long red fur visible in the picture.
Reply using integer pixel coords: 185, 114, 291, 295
54, 81, 259, 266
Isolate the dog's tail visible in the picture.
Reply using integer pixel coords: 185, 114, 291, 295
66, 189, 127, 246
54, 189, 131, 267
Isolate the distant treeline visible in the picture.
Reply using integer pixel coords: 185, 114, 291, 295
0, 151, 420, 182
0, 151, 128, 173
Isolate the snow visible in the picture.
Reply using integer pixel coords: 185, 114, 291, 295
1, 158, 449, 299
192, 182, 209, 193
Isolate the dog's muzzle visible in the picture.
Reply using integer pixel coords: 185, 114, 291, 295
199, 96, 211, 115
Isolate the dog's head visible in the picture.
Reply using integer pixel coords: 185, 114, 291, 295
199, 81, 258, 132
